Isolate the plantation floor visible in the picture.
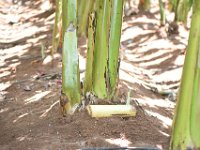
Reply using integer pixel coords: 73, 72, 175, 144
0, 0, 189, 149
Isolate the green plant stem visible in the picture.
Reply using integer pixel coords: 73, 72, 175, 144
170, 1, 200, 149
92, 0, 111, 98
169, 0, 178, 12
78, 0, 94, 35
52, 0, 62, 55
62, 24, 80, 114
62, 0, 77, 39
159, 0, 166, 26
61, 0, 80, 114
175, 0, 192, 23
108, 0, 124, 97
84, 12, 95, 94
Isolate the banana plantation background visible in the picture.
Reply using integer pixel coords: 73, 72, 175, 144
0, 0, 199, 149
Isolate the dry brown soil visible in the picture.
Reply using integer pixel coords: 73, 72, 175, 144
0, 0, 189, 150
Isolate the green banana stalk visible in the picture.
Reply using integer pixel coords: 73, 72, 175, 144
78, 0, 94, 35
170, 0, 200, 149
108, 0, 124, 97
84, 12, 95, 94
92, 0, 111, 98
159, 0, 166, 26
61, 0, 80, 115
175, 0, 193, 23
52, 0, 62, 54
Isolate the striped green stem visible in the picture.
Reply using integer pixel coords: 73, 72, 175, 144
92, 0, 111, 99
108, 0, 124, 97
61, 0, 80, 115
62, 0, 77, 40
170, 1, 200, 149
78, 0, 94, 36
175, 0, 193, 23
84, 12, 95, 94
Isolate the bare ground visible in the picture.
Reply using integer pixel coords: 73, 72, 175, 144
0, 0, 189, 149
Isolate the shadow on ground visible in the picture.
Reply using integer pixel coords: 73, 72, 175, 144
0, 0, 189, 149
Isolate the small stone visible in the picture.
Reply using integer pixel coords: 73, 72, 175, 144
23, 85, 31, 91
42, 55, 53, 65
